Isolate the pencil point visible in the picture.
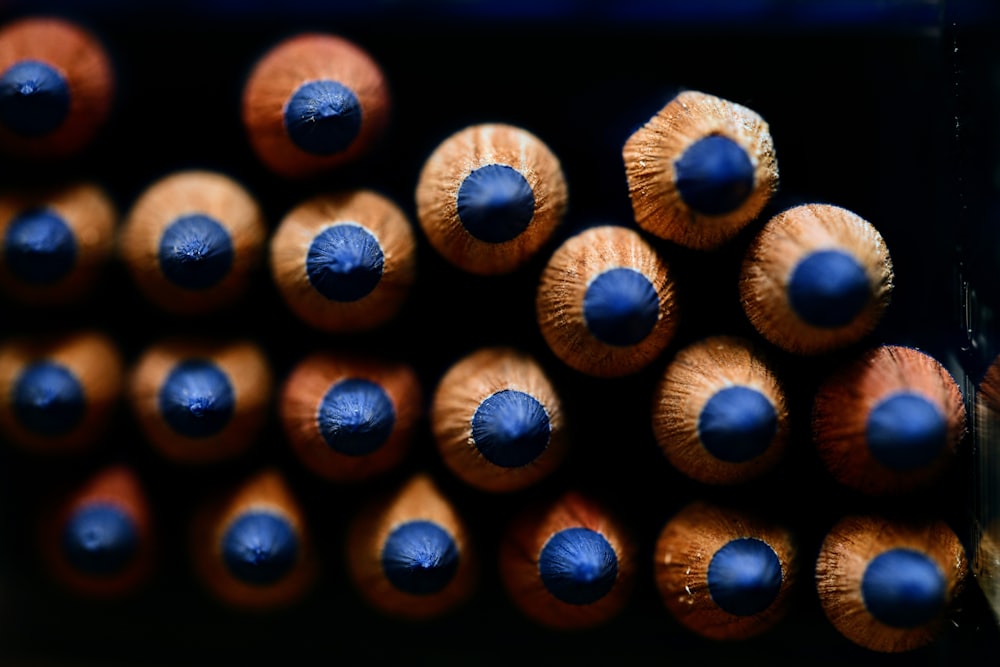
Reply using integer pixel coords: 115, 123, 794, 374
62, 504, 139, 577
284, 79, 363, 155
674, 134, 754, 215
706, 537, 783, 616
698, 386, 778, 463
12, 361, 85, 436
866, 393, 948, 470
539, 527, 619, 605
222, 512, 299, 586
0, 60, 70, 137
787, 249, 870, 328
158, 214, 234, 290
318, 378, 396, 456
861, 548, 947, 628
472, 389, 551, 468
158, 360, 234, 438
305, 224, 384, 302
583, 267, 660, 346
3, 208, 76, 284
382, 520, 459, 595
456, 164, 536, 243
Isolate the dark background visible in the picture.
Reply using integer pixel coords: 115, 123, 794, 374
0, 1, 999, 665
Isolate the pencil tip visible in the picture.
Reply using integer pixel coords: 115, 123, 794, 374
284, 80, 362, 156
706, 537, 783, 616
539, 527, 618, 605
0, 60, 70, 137
158, 214, 234, 290
456, 164, 536, 243
222, 512, 299, 585
382, 520, 459, 595
674, 134, 755, 215
861, 548, 948, 628
62, 505, 139, 577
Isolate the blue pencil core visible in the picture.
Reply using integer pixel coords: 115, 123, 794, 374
3, 208, 77, 285
861, 548, 947, 628
583, 267, 660, 346
0, 60, 70, 137
787, 249, 870, 328
866, 392, 947, 471
222, 512, 298, 586
62, 504, 138, 577
456, 164, 535, 243
317, 378, 395, 456
284, 80, 362, 156
158, 214, 234, 290
471, 389, 551, 468
707, 537, 783, 616
306, 224, 384, 302
673, 134, 755, 215
158, 360, 234, 438
539, 527, 619, 605
698, 385, 778, 463
381, 520, 459, 595
12, 361, 85, 436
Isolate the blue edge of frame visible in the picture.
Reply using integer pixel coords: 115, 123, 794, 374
0, 0, 998, 30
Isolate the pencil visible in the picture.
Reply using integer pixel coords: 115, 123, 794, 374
622, 89, 778, 250
536, 224, 679, 378
653, 499, 799, 641
278, 350, 423, 483
0, 181, 117, 306
128, 337, 273, 464
0, 330, 123, 454
39, 464, 154, 599
117, 169, 268, 316
0, 15, 115, 160
415, 122, 568, 275
241, 31, 391, 180
738, 203, 894, 355
815, 512, 968, 653
191, 468, 317, 611
498, 490, 635, 630
651, 335, 790, 485
430, 346, 569, 493
269, 189, 417, 333
811, 344, 966, 496
345, 472, 477, 620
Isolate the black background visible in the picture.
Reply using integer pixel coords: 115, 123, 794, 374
0, 1, 999, 665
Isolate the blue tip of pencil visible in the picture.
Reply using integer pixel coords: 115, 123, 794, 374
158, 214, 234, 290
674, 135, 754, 216
787, 249, 870, 328
471, 388, 551, 468
12, 361, 85, 436
158, 360, 234, 438
306, 224, 384, 302
539, 527, 618, 606
317, 378, 396, 456
62, 504, 138, 577
698, 386, 777, 463
866, 392, 947, 471
861, 548, 947, 628
222, 512, 299, 586
706, 537, 783, 616
0, 60, 70, 137
583, 267, 659, 346
381, 520, 459, 595
456, 164, 535, 243
3, 208, 77, 285
284, 80, 362, 156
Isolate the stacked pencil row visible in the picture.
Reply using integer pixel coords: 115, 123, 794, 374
0, 11, 987, 659
9, 440, 973, 656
